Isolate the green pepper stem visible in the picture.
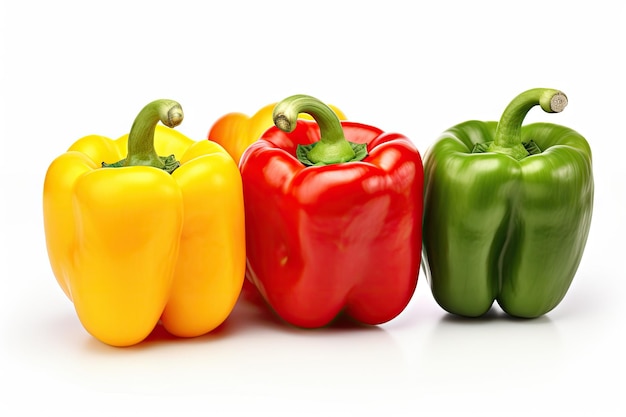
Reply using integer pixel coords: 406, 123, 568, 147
490, 88, 567, 160
273, 94, 357, 165
125, 99, 184, 168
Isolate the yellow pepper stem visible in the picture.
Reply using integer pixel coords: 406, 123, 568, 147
102, 99, 183, 173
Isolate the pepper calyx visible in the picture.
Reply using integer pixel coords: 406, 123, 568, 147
472, 140, 542, 156
297, 141, 368, 166
102, 154, 180, 173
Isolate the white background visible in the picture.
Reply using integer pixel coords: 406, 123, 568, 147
1, 1, 624, 416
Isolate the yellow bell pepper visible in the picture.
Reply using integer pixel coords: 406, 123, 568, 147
43, 99, 245, 347
208, 102, 346, 164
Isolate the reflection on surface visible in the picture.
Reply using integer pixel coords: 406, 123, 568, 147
26, 287, 410, 400
418, 306, 563, 397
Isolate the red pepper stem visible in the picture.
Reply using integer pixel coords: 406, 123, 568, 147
490, 88, 568, 160
273, 94, 356, 165
125, 99, 184, 168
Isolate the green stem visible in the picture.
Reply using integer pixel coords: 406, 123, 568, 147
273, 94, 366, 166
126, 99, 183, 168
489, 88, 567, 160
102, 99, 183, 173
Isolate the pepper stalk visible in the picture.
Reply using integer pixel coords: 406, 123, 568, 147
473, 88, 568, 160
273, 94, 367, 166
103, 99, 183, 173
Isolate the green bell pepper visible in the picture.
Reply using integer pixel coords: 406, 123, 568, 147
422, 88, 594, 318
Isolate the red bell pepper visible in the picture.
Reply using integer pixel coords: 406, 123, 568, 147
239, 94, 423, 328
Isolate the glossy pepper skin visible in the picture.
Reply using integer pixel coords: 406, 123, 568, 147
422, 88, 593, 318
208, 102, 346, 164
239, 95, 423, 328
43, 100, 245, 346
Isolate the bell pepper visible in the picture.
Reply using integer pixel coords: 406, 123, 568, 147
422, 88, 594, 318
43, 99, 246, 346
239, 94, 423, 328
208, 102, 346, 164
